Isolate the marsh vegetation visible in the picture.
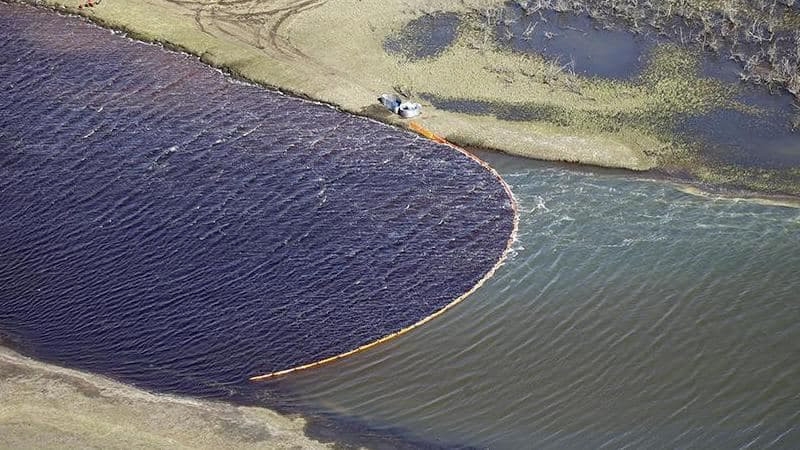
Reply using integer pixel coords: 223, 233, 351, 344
393, 0, 799, 195
499, 0, 800, 99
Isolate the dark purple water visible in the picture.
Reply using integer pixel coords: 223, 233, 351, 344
0, 3, 514, 400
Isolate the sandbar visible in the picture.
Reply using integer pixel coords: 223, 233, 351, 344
0, 345, 330, 449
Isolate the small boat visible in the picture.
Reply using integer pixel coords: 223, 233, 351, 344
379, 93, 421, 118
398, 101, 421, 118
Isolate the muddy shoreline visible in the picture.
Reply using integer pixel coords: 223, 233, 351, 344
0, 344, 331, 449
0, 335, 447, 449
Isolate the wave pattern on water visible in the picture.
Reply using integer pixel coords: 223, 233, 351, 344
0, 3, 514, 399
283, 154, 800, 448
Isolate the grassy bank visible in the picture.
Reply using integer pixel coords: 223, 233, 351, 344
21, 0, 662, 168
20, 0, 799, 195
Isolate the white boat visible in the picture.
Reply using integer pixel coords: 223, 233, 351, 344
398, 101, 421, 118
379, 93, 421, 118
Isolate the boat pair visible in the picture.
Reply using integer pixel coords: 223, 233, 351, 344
379, 93, 421, 118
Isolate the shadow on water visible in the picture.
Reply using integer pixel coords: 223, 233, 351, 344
384, 12, 460, 61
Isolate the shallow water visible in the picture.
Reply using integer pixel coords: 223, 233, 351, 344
0, 3, 512, 399
384, 12, 460, 61
499, 7, 652, 79
281, 152, 800, 448
685, 55, 800, 169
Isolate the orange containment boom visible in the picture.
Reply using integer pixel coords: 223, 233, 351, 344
408, 121, 449, 144
249, 121, 520, 382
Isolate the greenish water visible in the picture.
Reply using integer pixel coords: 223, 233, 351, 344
281, 152, 800, 449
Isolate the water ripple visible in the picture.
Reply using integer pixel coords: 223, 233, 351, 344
0, 3, 514, 399
283, 152, 800, 448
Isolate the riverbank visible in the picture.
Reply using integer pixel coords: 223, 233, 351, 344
17, 0, 665, 170
0, 345, 330, 449
0, 2, 647, 161
20, 0, 798, 196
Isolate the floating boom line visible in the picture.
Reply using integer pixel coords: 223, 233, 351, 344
250, 122, 520, 382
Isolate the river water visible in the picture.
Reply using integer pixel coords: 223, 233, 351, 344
283, 153, 800, 448
2, 3, 800, 449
